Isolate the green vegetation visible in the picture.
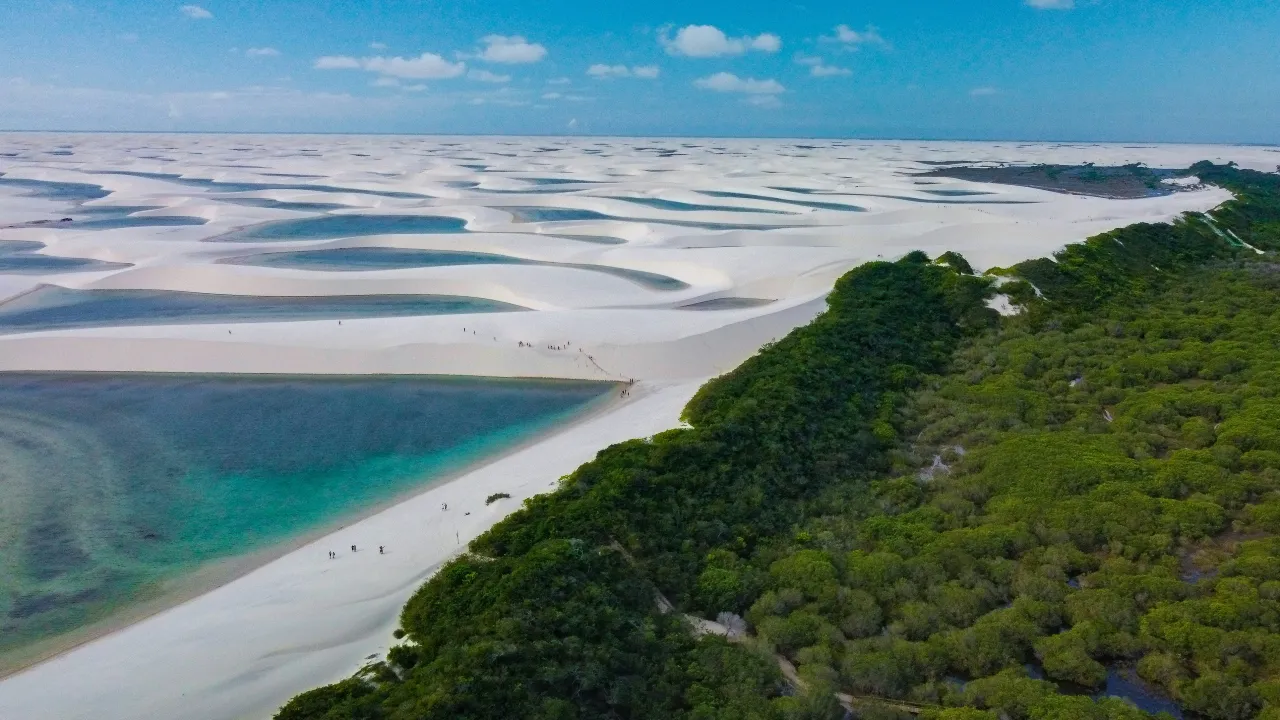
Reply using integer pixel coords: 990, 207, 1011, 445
278, 164, 1280, 720
484, 492, 512, 505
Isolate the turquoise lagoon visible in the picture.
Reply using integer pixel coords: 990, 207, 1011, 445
0, 373, 611, 666
223, 248, 690, 290
0, 286, 521, 334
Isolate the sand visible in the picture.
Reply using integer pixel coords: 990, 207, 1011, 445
0, 134, 1274, 720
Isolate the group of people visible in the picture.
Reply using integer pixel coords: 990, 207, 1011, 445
514, 340, 575, 352
328, 544, 385, 559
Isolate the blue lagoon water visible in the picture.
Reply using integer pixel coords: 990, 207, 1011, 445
93, 171, 430, 199
213, 197, 349, 213
0, 242, 127, 274
0, 373, 611, 664
679, 297, 776, 310
213, 215, 470, 243
612, 196, 793, 215
56, 216, 208, 231
506, 206, 801, 231
0, 286, 522, 334
0, 176, 110, 203
223, 248, 689, 290
700, 190, 866, 213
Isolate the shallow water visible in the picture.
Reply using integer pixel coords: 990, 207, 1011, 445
920, 189, 996, 197
223, 248, 689, 290
212, 197, 349, 213
507, 207, 616, 223
94, 171, 429, 199
0, 373, 610, 662
54, 216, 208, 231
506, 206, 800, 231
612, 196, 793, 215
679, 297, 775, 310
212, 214, 470, 243
700, 190, 866, 213
0, 286, 521, 333
1024, 663, 1184, 717
0, 241, 128, 274
0, 177, 110, 203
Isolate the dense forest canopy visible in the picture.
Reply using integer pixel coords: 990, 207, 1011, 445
278, 163, 1280, 720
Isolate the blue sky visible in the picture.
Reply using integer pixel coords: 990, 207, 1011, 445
1, 0, 1277, 142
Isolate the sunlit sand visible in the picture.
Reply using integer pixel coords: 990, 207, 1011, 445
0, 134, 1274, 720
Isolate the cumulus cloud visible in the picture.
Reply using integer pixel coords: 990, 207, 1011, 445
586, 64, 660, 79
825, 24, 889, 49
795, 55, 851, 77
314, 56, 362, 70
477, 35, 547, 64
661, 25, 781, 58
0, 77, 415, 129
694, 72, 784, 94
180, 5, 212, 20
1026, 0, 1074, 7
246, 47, 281, 58
468, 69, 511, 83
314, 52, 466, 79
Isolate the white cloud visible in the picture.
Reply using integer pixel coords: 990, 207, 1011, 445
970, 86, 999, 97
568, 118, 578, 129
751, 34, 782, 53
795, 54, 851, 77
364, 53, 465, 79
315, 52, 466, 79
826, 24, 889, 48
811, 64, 852, 77
477, 35, 547, 64
0, 78, 407, 129
468, 69, 511, 83
694, 72, 784, 94
548, 77, 571, 85
246, 47, 281, 58
402, 84, 427, 92
661, 25, 781, 58
314, 56, 361, 70
746, 95, 782, 108
180, 5, 212, 20
587, 64, 628, 79
369, 42, 387, 50
586, 64, 660, 79
542, 92, 563, 100
372, 77, 400, 88
1026, 0, 1074, 7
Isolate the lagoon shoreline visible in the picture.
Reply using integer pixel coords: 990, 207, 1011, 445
0, 374, 621, 681
0, 376, 691, 720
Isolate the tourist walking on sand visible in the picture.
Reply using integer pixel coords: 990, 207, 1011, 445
351, 544, 357, 552
379, 546, 384, 554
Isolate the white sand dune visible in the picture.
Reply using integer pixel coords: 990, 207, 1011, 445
0, 135, 1274, 720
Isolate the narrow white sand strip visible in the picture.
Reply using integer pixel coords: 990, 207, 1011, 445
0, 379, 702, 720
